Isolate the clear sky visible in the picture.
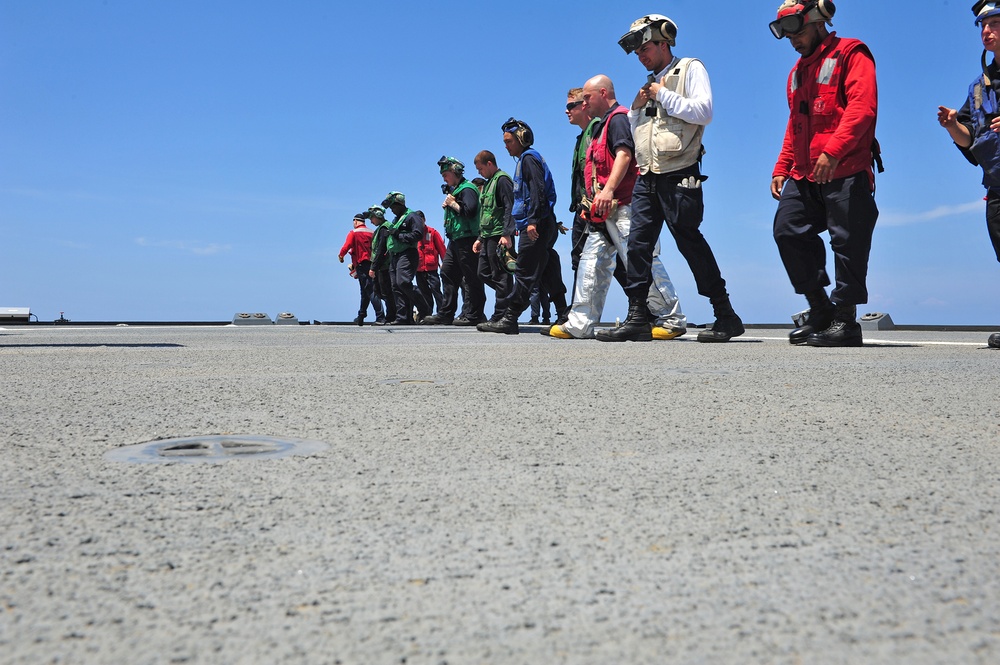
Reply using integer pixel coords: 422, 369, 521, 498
2, 1, 998, 325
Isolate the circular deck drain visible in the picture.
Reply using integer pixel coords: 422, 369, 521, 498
106, 435, 328, 464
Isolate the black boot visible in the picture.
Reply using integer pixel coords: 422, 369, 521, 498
807, 304, 863, 347
477, 311, 519, 335
697, 297, 745, 343
595, 298, 652, 342
789, 290, 835, 345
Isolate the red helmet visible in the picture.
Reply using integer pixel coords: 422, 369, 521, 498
769, 0, 836, 39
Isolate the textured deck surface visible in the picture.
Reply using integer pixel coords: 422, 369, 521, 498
2, 324, 998, 664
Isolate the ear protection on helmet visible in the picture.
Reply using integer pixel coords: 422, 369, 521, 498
813, 0, 836, 20
501, 117, 534, 148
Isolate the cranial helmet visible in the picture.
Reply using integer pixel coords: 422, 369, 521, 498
496, 242, 518, 274
975, 1, 1000, 25
501, 117, 534, 148
437, 156, 465, 176
618, 14, 678, 54
769, 0, 836, 39
381, 191, 405, 208
367, 205, 385, 220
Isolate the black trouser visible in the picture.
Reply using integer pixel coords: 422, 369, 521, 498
355, 260, 383, 320
439, 236, 486, 320
506, 219, 562, 317
374, 266, 396, 322
986, 190, 1000, 263
390, 249, 430, 322
570, 211, 589, 273
416, 270, 443, 314
478, 236, 513, 317
773, 172, 879, 306
627, 170, 729, 306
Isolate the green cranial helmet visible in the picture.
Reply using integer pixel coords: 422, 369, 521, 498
367, 204, 386, 220
437, 155, 465, 176
381, 192, 405, 208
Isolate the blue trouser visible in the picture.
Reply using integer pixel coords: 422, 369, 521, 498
416, 270, 443, 314
356, 260, 383, 319
773, 172, 879, 306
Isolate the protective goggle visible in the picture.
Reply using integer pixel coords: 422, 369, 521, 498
617, 27, 648, 54
566, 100, 583, 112
437, 155, 463, 173
769, 11, 810, 39
381, 192, 404, 207
501, 117, 523, 134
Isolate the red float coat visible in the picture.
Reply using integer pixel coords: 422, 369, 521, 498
772, 32, 878, 189
584, 104, 638, 206
417, 225, 447, 273
339, 224, 373, 264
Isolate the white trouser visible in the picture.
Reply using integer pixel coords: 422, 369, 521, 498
563, 205, 686, 338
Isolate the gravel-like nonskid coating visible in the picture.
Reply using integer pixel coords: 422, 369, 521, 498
2, 325, 998, 664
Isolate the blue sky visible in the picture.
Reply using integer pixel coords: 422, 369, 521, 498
2, 1, 998, 325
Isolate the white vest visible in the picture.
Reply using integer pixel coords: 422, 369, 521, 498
633, 57, 705, 175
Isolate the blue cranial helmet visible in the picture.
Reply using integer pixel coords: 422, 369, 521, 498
975, 1, 1000, 25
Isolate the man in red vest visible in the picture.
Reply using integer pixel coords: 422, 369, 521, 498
546, 75, 686, 341
339, 213, 384, 325
417, 221, 447, 315
769, 0, 880, 347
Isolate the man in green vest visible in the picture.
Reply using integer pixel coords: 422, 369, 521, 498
366, 205, 396, 324
421, 157, 487, 325
381, 191, 431, 325
567, 86, 600, 276
472, 150, 515, 322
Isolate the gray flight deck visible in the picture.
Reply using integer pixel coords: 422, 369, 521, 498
1, 323, 998, 664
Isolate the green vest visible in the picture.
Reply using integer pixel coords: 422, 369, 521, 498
385, 208, 417, 254
443, 180, 479, 240
478, 170, 510, 238
571, 117, 599, 210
